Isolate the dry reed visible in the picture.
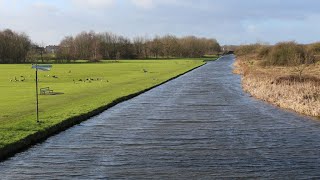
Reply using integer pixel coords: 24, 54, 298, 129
234, 56, 320, 117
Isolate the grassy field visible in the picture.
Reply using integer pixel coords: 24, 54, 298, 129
0, 59, 205, 149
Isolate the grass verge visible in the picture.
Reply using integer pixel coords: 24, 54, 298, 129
0, 59, 207, 161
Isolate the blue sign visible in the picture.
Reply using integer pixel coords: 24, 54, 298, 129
32, 65, 52, 71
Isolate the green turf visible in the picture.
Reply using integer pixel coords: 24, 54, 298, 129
0, 59, 205, 148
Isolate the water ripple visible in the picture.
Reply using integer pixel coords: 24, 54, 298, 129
1, 55, 320, 179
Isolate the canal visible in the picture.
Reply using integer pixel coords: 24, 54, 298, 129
1, 55, 320, 179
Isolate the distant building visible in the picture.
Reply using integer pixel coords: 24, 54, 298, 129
45, 45, 59, 54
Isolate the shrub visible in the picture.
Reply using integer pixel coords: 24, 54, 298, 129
306, 42, 320, 63
257, 45, 271, 59
235, 44, 261, 56
307, 42, 320, 55
266, 41, 306, 66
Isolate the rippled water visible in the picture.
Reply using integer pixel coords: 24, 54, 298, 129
1, 55, 320, 179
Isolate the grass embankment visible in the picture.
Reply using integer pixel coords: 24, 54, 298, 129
234, 54, 320, 117
203, 55, 220, 62
0, 59, 205, 153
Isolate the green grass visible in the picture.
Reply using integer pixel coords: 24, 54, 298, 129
0, 59, 205, 148
203, 55, 220, 58
202, 55, 220, 62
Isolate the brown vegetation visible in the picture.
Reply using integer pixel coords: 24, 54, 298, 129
0, 28, 221, 63
234, 42, 320, 117
0, 29, 32, 63
56, 31, 221, 61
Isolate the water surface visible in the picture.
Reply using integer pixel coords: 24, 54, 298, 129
1, 55, 320, 179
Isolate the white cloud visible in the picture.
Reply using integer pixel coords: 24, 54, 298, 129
71, 0, 115, 9
130, 0, 182, 9
131, 0, 155, 9
1, 0, 320, 45
31, 2, 60, 14
247, 24, 258, 33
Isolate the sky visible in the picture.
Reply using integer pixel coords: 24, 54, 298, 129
0, 0, 319, 45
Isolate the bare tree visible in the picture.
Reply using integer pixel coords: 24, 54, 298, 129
0, 29, 31, 63
55, 31, 221, 61
292, 52, 315, 81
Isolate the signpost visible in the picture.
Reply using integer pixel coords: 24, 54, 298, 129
32, 64, 52, 123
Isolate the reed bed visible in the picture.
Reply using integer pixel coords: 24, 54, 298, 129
234, 57, 320, 117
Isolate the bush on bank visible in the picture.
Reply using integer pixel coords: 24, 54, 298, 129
235, 41, 320, 66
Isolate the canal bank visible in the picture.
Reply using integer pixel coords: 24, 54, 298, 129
0, 62, 206, 161
1, 55, 320, 179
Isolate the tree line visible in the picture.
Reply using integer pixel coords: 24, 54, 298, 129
0, 29, 221, 63
0, 29, 32, 63
57, 31, 221, 61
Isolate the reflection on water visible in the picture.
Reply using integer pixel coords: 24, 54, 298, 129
1, 55, 320, 179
